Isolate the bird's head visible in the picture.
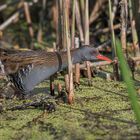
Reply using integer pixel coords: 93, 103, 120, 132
79, 46, 112, 62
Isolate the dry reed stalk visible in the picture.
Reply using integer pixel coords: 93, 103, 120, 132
63, 0, 74, 104
79, 0, 85, 30
85, 0, 92, 86
128, 0, 139, 56
131, 0, 140, 46
89, 0, 107, 24
71, 0, 76, 49
108, 0, 120, 81
108, 0, 116, 57
74, 37, 80, 86
37, 0, 46, 44
79, 61, 111, 69
0, 0, 23, 12
57, 0, 63, 50
71, 0, 80, 85
23, 2, 34, 49
112, 0, 119, 20
93, 24, 121, 36
120, 0, 128, 56
0, 12, 19, 31
75, 0, 84, 41
0, 4, 7, 12
64, 74, 69, 93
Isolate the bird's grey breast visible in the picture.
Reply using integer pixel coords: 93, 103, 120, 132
9, 64, 58, 93
9, 64, 34, 93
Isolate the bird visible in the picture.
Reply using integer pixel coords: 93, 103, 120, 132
0, 46, 112, 96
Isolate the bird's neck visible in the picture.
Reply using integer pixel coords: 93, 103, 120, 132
59, 48, 82, 70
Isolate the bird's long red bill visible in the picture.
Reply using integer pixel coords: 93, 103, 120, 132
96, 54, 112, 62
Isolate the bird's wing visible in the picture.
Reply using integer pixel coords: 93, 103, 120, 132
0, 50, 57, 74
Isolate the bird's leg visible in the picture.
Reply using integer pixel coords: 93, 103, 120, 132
50, 76, 55, 96
55, 83, 68, 103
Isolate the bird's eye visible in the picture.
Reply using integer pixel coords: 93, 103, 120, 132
91, 50, 97, 55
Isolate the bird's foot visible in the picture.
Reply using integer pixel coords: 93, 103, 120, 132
55, 90, 68, 103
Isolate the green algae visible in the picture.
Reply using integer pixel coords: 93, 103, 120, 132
0, 75, 140, 140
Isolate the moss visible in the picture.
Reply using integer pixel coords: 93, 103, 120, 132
0, 73, 140, 139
